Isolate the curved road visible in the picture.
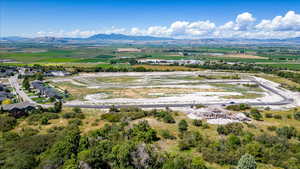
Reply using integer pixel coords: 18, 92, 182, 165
65, 79, 294, 109
9, 74, 294, 109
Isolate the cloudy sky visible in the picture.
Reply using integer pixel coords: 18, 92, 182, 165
1, 0, 300, 39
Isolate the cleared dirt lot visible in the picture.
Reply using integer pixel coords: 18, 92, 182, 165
49, 71, 292, 107
222, 54, 267, 59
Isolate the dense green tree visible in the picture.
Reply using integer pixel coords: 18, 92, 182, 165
53, 101, 63, 113
250, 108, 262, 121
2, 151, 37, 169
40, 116, 49, 125
83, 140, 112, 169
178, 120, 188, 133
227, 134, 241, 147
276, 126, 297, 139
22, 77, 30, 90
35, 72, 44, 81
128, 120, 158, 143
39, 125, 81, 168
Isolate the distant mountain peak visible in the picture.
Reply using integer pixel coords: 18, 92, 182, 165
87, 33, 173, 41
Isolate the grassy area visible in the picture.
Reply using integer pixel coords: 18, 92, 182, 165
132, 64, 203, 71
259, 63, 300, 70
257, 73, 300, 90
8, 101, 300, 169
222, 93, 264, 99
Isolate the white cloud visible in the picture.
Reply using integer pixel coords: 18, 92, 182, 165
235, 12, 256, 30
219, 21, 235, 30
146, 26, 170, 36
218, 12, 255, 31
34, 11, 300, 39
256, 11, 300, 31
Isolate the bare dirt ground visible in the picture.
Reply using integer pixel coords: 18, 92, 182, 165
50, 72, 281, 106
222, 54, 267, 59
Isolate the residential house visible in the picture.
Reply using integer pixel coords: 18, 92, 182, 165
31, 80, 62, 99
1, 102, 36, 118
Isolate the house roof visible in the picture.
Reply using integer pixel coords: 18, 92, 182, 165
31, 80, 62, 98
1, 102, 36, 111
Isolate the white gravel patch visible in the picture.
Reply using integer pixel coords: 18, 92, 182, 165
67, 91, 242, 105
84, 93, 108, 100
51, 79, 87, 86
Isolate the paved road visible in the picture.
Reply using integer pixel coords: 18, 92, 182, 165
65, 79, 294, 109
9, 75, 35, 104
8, 74, 294, 109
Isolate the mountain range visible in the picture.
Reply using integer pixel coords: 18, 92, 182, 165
1, 33, 300, 45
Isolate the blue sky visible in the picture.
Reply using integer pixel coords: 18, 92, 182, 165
1, 0, 300, 38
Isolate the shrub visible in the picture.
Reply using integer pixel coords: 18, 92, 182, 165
265, 113, 273, 118
69, 119, 82, 126
178, 140, 191, 151
160, 130, 176, 140
129, 120, 159, 143
0, 115, 16, 132
40, 117, 49, 125
20, 128, 39, 137
273, 114, 282, 119
267, 126, 277, 132
293, 111, 300, 120
192, 119, 202, 127
152, 110, 176, 123
63, 112, 84, 119
226, 104, 250, 111
217, 123, 244, 135
3, 131, 20, 141
250, 109, 262, 121
195, 104, 206, 109
101, 111, 147, 122
264, 107, 271, 111
119, 106, 142, 112
109, 105, 119, 113
237, 154, 257, 169
276, 126, 297, 139
72, 107, 82, 114
101, 113, 122, 122
178, 120, 188, 133
227, 134, 241, 147
191, 157, 208, 169
202, 123, 210, 129
44, 113, 60, 120
28, 113, 59, 125
163, 114, 176, 123
178, 131, 202, 151
53, 101, 62, 113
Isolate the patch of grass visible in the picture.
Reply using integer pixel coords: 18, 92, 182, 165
257, 74, 300, 90
259, 63, 300, 70
222, 93, 263, 99
132, 64, 202, 71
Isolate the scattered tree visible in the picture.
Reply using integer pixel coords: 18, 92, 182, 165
237, 154, 257, 169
